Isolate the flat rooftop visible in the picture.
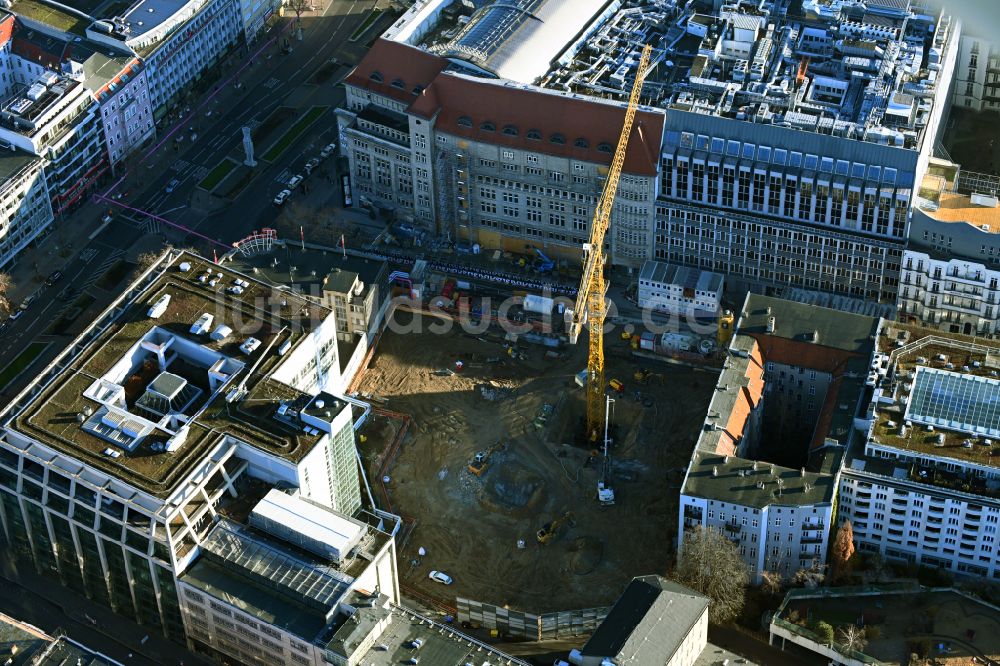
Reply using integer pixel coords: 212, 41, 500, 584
5, 252, 335, 498
120, 0, 186, 38
774, 585, 1000, 666
869, 320, 1000, 472
10, 0, 88, 34
920, 192, 1000, 233
227, 247, 387, 298
0, 150, 40, 189
638, 260, 724, 294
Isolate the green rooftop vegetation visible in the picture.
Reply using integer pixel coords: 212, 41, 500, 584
12, 0, 88, 35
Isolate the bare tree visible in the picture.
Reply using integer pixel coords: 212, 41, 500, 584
793, 563, 826, 589
837, 625, 868, 653
760, 570, 782, 596
673, 526, 750, 624
0, 272, 13, 313
286, 0, 311, 22
830, 520, 856, 583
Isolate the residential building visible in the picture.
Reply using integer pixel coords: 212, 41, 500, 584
838, 319, 1000, 580
636, 260, 724, 319
770, 584, 1000, 666
570, 576, 709, 666
952, 33, 1000, 113
0, 610, 125, 665
0, 12, 107, 215
85, 0, 242, 119
897, 190, 1000, 335
0, 151, 52, 270
0, 250, 375, 645
679, 294, 878, 581
341, 0, 961, 305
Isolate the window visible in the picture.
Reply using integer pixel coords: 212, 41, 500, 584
390, 78, 405, 89
369, 71, 383, 83
574, 137, 589, 149
550, 133, 566, 145
457, 116, 472, 128
480, 121, 495, 132
502, 125, 518, 136
597, 142, 612, 153
502, 150, 515, 160
527, 129, 542, 140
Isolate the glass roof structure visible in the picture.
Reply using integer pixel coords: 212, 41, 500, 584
905, 367, 1000, 438
201, 521, 350, 612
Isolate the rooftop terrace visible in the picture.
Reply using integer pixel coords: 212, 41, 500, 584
4, 251, 336, 498
918, 192, 1000, 233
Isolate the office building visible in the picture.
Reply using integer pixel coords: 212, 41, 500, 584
952, 33, 1000, 113
0, 151, 51, 271
0, 611, 124, 665
679, 294, 877, 581
340, 0, 960, 306
0, 250, 377, 645
897, 189, 1000, 335
637, 260, 724, 318
85, 0, 243, 119
838, 319, 1000, 580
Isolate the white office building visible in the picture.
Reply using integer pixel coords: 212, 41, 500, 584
0, 250, 382, 647
952, 33, 1000, 113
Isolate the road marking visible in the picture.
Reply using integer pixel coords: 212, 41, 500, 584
193, 167, 209, 181
172, 159, 191, 172
262, 77, 281, 90
80, 249, 98, 263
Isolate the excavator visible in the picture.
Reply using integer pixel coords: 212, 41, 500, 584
536, 511, 574, 545
467, 441, 505, 476
634, 368, 664, 385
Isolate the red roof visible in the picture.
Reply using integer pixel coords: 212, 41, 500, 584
342, 39, 448, 106
343, 39, 665, 177
0, 13, 14, 48
410, 73, 664, 177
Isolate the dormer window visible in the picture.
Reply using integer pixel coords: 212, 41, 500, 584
369, 71, 383, 83
502, 125, 518, 136
597, 142, 612, 153
480, 121, 496, 132
457, 116, 473, 128
549, 133, 565, 145
390, 78, 405, 89
526, 129, 541, 140
574, 138, 589, 149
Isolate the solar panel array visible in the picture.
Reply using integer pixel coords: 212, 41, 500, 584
906, 367, 1000, 437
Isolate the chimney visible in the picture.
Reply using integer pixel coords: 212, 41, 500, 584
766, 316, 776, 333
712, 466, 719, 477
800, 467, 806, 476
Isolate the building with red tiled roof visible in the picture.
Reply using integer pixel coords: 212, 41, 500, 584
337, 38, 665, 266
679, 294, 876, 582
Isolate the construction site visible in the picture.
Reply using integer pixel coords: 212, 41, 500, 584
354, 308, 716, 613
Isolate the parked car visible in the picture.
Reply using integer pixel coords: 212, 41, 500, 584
428, 570, 452, 585
165, 178, 180, 193
8, 310, 22, 321
287, 174, 303, 189
320, 142, 337, 158
273, 189, 292, 206
19, 295, 35, 311
44, 270, 63, 286
303, 158, 320, 175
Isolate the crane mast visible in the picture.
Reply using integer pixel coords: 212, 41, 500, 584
567, 44, 652, 440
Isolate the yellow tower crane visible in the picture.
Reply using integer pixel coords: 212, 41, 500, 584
566, 44, 653, 441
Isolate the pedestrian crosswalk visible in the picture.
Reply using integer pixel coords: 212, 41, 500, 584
76, 249, 127, 293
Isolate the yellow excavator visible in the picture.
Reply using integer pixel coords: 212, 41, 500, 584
467, 441, 505, 476
634, 368, 664, 385
536, 511, 574, 545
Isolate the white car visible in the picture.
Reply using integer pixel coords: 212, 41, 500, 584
273, 189, 291, 206
428, 570, 452, 585
320, 142, 337, 158
287, 174, 303, 189
240, 337, 261, 355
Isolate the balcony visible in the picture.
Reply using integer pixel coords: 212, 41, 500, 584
725, 522, 742, 534
801, 536, 824, 544
684, 506, 703, 520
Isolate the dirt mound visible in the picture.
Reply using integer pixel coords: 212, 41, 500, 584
567, 537, 603, 575
480, 462, 546, 516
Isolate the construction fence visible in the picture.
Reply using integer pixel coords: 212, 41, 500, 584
457, 598, 610, 641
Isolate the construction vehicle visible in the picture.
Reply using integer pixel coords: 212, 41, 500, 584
467, 441, 505, 476
532, 248, 554, 273
608, 378, 625, 394
634, 368, 664, 384
597, 395, 615, 505
536, 511, 574, 544
564, 44, 652, 442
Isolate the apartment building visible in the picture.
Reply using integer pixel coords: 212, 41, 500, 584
340, 0, 960, 304
838, 320, 1000, 580
636, 260, 724, 318
952, 33, 1000, 113
0, 14, 107, 215
679, 295, 877, 581
0, 250, 374, 645
897, 191, 1000, 335
85, 0, 242, 119
0, 151, 52, 270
